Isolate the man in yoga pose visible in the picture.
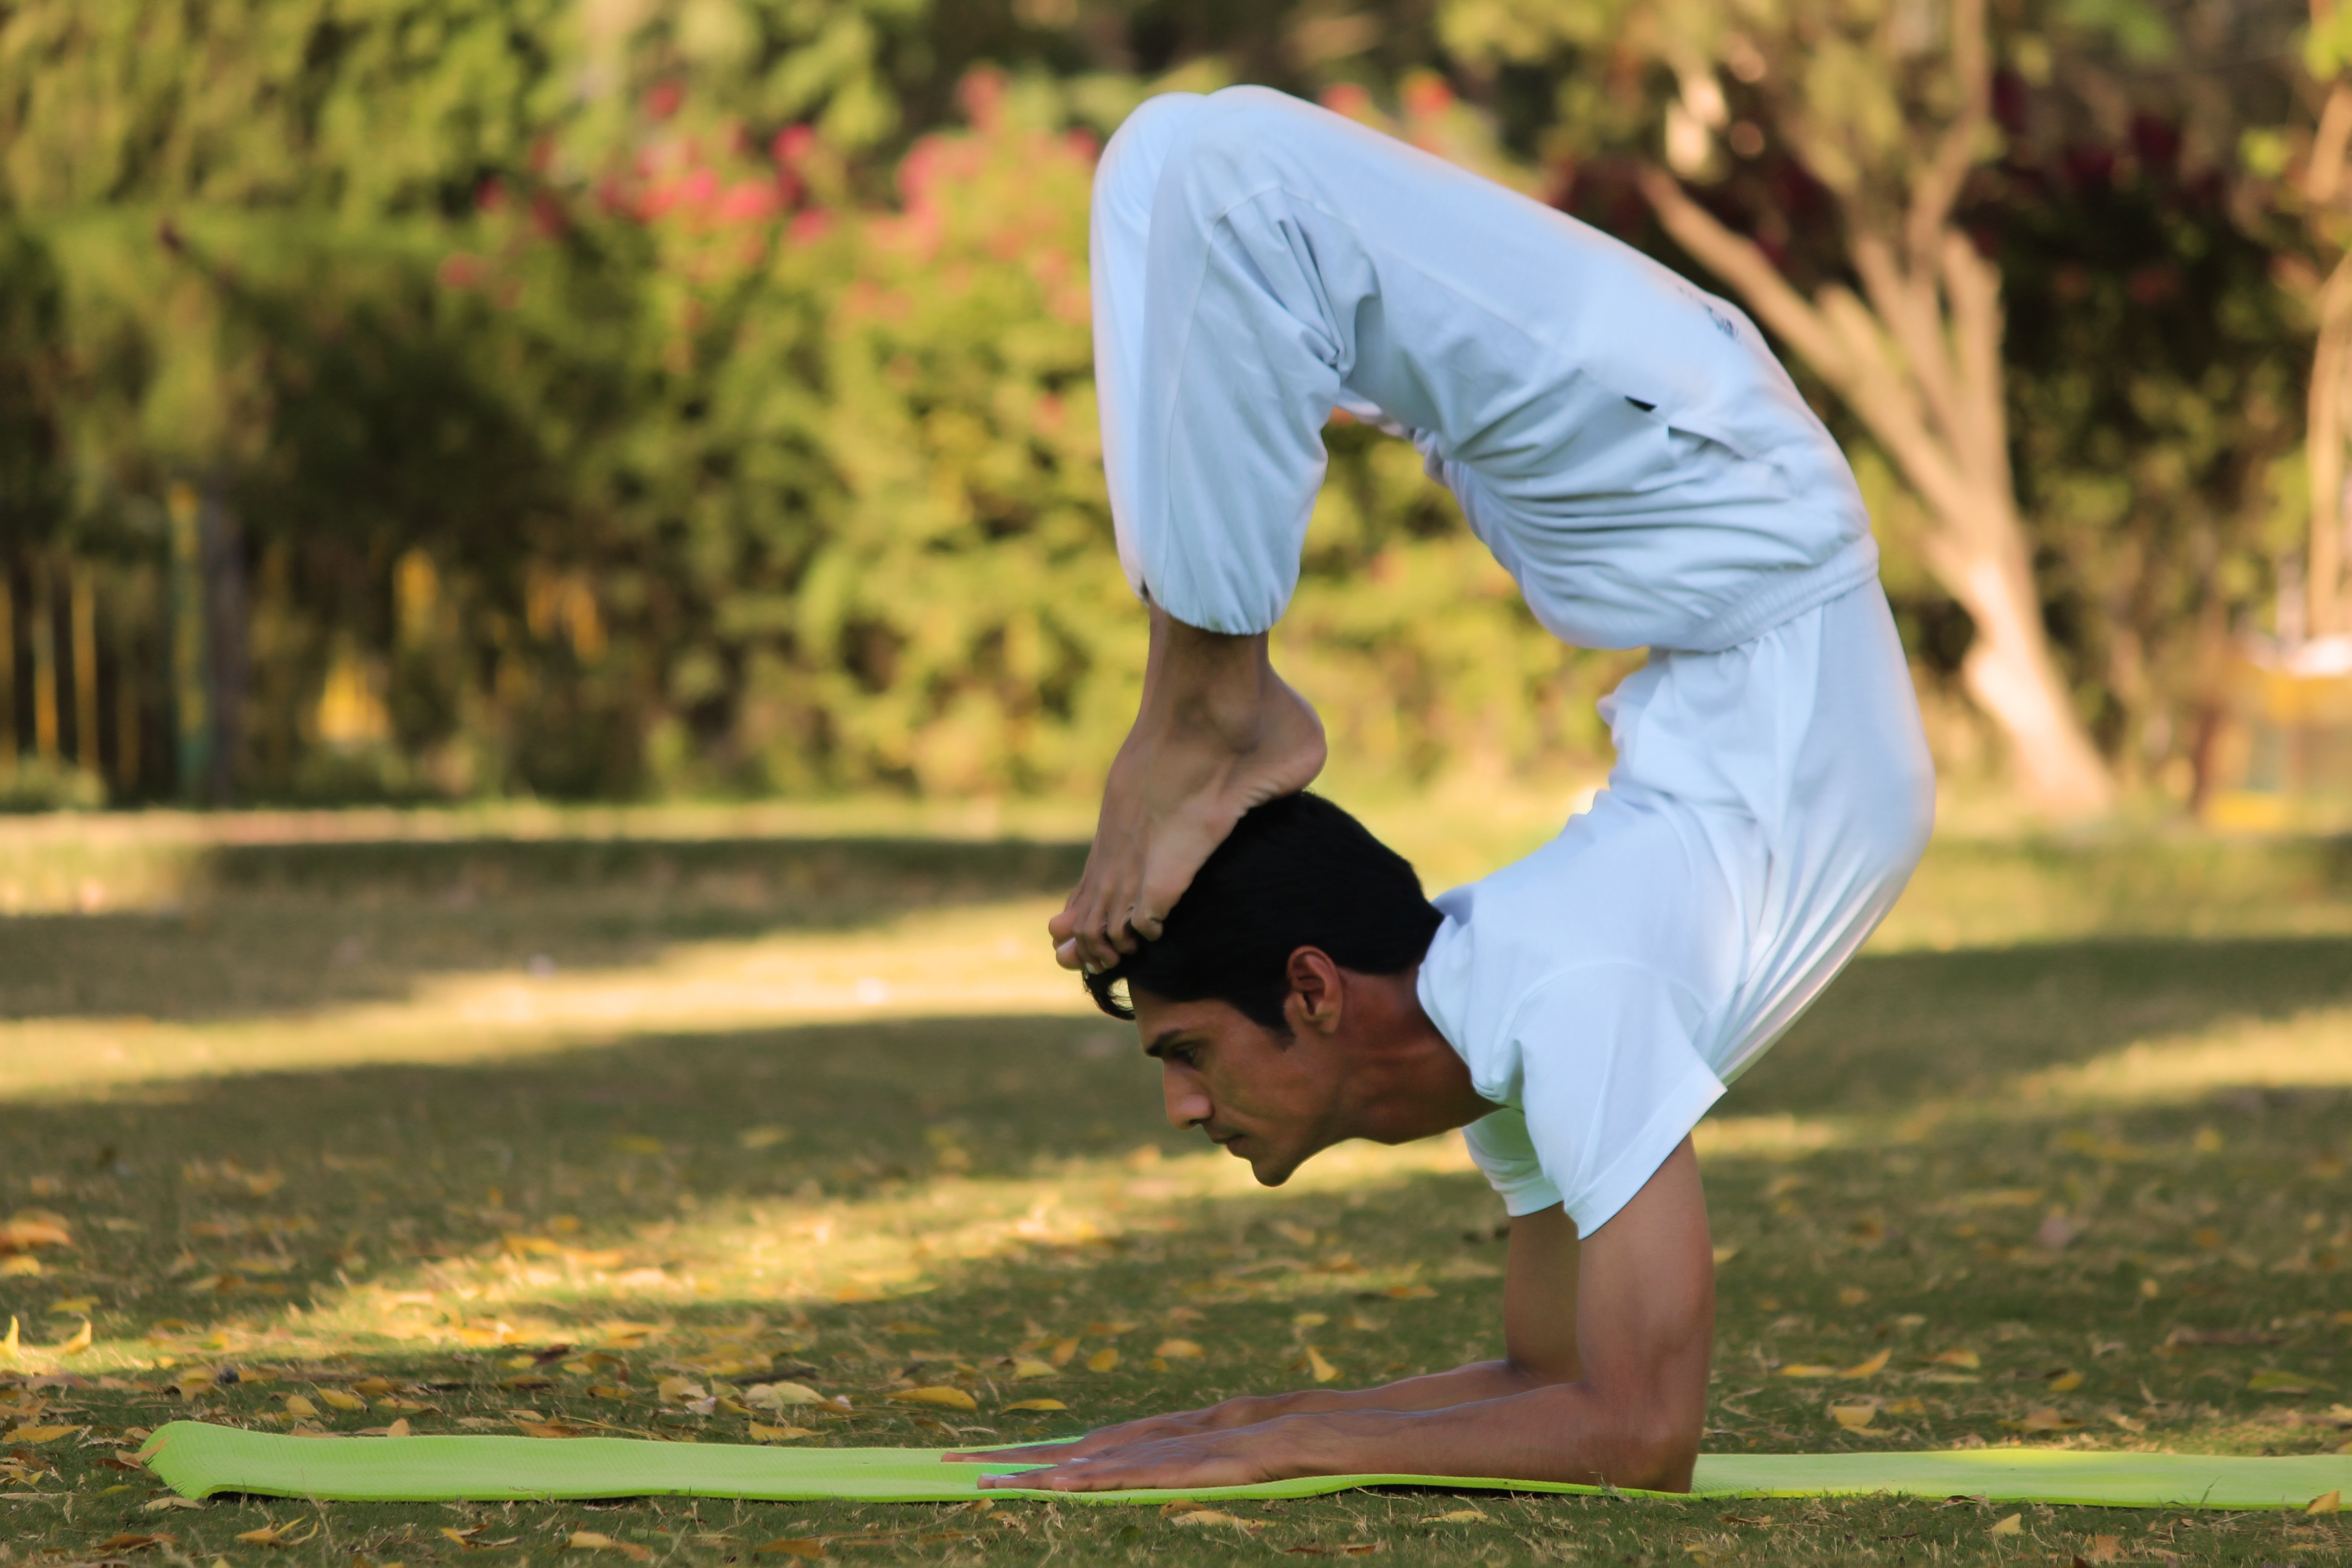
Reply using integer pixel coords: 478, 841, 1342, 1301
957, 85, 1935, 1493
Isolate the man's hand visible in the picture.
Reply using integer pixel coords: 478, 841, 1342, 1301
1049, 602, 1325, 973
967, 1419, 1313, 1491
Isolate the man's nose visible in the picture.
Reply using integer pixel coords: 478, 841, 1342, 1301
1161, 1063, 1212, 1129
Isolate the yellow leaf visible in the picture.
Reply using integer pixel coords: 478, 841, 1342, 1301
1170, 1509, 1249, 1527
1154, 1339, 1204, 1359
2249, 1369, 2328, 1393
47, 1296, 96, 1315
1004, 1398, 1066, 1411
1046, 1337, 1081, 1367
568, 1530, 653, 1561
1837, 1286, 1870, 1307
386, 1418, 412, 1438
2082, 1534, 2124, 1563
282, 1395, 319, 1420
892, 1385, 978, 1411
1009, 1358, 1058, 1379
0, 1212, 72, 1250
745, 1382, 826, 1408
8, 1424, 83, 1444
2002, 1408, 2082, 1432
2045, 1370, 2083, 1393
316, 1388, 365, 1412
750, 1423, 815, 1442
1432, 1509, 1490, 1523
50, 1318, 92, 1357
657, 1377, 705, 1405
353, 1377, 397, 1397
235, 1521, 320, 1546
1292, 1312, 1328, 1330
738, 1126, 790, 1150
1828, 1403, 1876, 1430
1930, 1349, 1980, 1369
1086, 1348, 1119, 1373
1306, 1347, 1339, 1383
1710, 1245, 1740, 1266
1839, 1349, 1890, 1378
1775, 1364, 1839, 1378
1987, 1514, 2023, 1537
1084, 1320, 1138, 1335
2309, 1489, 2341, 1514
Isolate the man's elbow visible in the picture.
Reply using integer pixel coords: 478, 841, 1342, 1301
1607, 1409, 1700, 1493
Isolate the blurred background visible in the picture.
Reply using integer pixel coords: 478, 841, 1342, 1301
2, 0, 2350, 837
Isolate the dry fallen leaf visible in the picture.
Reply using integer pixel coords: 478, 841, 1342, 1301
1086, 1348, 1120, 1373
1170, 1510, 1252, 1528
892, 1386, 979, 1411
750, 1423, 816, 1441
657, 1377, 706, 1405
386, 1418, 412, 1438
353, 1377, 397, 1397
1840, 1349, 1891, 1378
1009, 1358, 1058, 1379
1431, 1509, 1490, 1523
235, 1521, 322, 1546
142, 1495, 203, 1512
1003, 1398, 1066, 1411
1305, 1347, 1339, 1383
1828, 1402, 1876, 1430
1774, 1364, 1839, 1379
1154, 1339, 1204, 1360
753, 1539, 827, 1558
1987, 1513, 2023, 1537
1382, 1284, 1437, 1299
2002, 1408, 2082, 1432
1837, 1286, 1870, 1307
745, 1381, 826, 1408
1046, 1338, 1081, 1367
0, 1212, 72, 1252
2309, 1489, 2342, 1514
568, 1530, 653, 1561
2045, 1370, 2084, 1393
282, 1395, 319, 1420
2080, 1533, 2124, 1562
1929, 1349, 1980, 1369
2249, 1370, 2328, 1393
5, 1424, 83, 1444
316, 1388, 366, 1412
91, 1534, 164, 1552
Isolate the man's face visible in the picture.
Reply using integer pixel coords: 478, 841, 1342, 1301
1132, 988, 1343, 1187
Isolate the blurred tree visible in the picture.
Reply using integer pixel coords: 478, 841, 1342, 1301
1444, 0, 2117, 812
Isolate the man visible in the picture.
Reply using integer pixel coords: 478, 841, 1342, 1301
960, 84, 1935, 1492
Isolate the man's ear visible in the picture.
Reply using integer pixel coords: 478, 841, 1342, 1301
1284, 947, 1345, 1035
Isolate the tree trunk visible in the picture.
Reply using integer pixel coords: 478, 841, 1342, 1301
1638, 168, 2115, 816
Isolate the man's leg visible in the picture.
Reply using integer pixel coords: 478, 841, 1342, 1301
1054, 96, 1328, 972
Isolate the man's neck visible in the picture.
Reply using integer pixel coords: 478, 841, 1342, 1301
1334, 965, 1499, 1146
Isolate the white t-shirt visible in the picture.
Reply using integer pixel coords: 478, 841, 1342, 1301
1090, 87, 1879, 655
1412, 794, 1735, 1235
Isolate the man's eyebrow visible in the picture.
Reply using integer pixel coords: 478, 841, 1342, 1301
1143, 1029, 1190, 1059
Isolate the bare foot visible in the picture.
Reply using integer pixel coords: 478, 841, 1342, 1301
1050, 606, 1325, 973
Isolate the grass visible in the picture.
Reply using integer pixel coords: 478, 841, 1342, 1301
1, 805, 2349, 1566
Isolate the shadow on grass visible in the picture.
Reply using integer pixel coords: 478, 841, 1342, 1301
0, 834, 1086, 1022
1735, 934, 2352, 1117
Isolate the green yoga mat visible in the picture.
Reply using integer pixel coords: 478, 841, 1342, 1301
140, 1422, 2349, 1510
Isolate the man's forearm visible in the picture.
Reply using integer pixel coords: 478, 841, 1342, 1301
1261, 1380, 1696, 1491
1238, 1359, 1563, 1422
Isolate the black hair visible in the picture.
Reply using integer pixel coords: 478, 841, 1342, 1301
1083, 792, 1443, 1030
